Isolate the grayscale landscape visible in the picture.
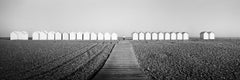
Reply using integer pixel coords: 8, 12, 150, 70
1, 0, 240, 80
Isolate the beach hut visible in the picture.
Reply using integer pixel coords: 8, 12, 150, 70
39, 31, 47, 40
139, 32, 145, 40
62, 32, 69, 40
132, 32, 139, 40
158, 32, 164, 40
17, 31, 24, 40
90, 32, 97, 40
151, 32, 158, 40
32, 32, 39, 40
47, 31, 55, 40
145, 32, 151, 40
176, 32, 183, 40
170, 32, 177, 40
55, 32, 62, 40
182, 32, 189, 40
97, 33, 104, 40
76, 32, 83, 40
164, 32, 170, 40
200, 31, 209, 40
111, 33, 118, 40
10, 31, 18, 40
104, 32, 111, 40
69, 32, 76, 40
209, 32, 215, 40
83, 32, 90, 40
20, 31, 28, 40
32, 31, 40, 40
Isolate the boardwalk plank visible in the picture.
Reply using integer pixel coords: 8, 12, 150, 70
92, 41, 149, 80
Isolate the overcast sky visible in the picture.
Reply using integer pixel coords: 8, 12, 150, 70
0, 0, 240, 37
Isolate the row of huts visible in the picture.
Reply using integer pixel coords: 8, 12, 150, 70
132, 32, 189, 40
132, 31, 215, 40
10, 31, 118, 40
200, 31, 215, 40
10, 31, 215, 40
10, 31, 29, 40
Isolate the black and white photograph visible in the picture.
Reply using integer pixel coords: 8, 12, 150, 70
0, 0, 240, 80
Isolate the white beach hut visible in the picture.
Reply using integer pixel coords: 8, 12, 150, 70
83, 32, 90, 40
132, 32, 139, 40
200, 31, 209, 40
182, 32, 189, 40
39, 31, 47, 40
90, 32, 97, 40
170, 32, 177, 40
145, 32, 151, 40
151, 32, 158, 40
158, 32, 164, 40
18, 31, 24, 40
164, 32, 170, 40
209, 32, 215, 40
47, 31, 55, 40
176, 32, 183, 40
69, 32, 76, 40
76, 32, 83, 40
10, 31, 18, 40
104, 32, 111, 40
32, 31, 40, 40
111, 33, 118, 40
62, 32, 69, 40
97, 33, 104, 40
20, 31, 28, 40
55, 32, 62, 40
139, 32, 145, 40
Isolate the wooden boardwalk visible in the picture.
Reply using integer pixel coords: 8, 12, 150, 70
92, 41, 149, 80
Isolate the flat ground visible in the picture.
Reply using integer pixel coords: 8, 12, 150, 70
92, 41, 149, 80
0, 40, 116, 80
131, 39, 240, 80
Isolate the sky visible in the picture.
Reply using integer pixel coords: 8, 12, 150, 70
0, 0, 240, 37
